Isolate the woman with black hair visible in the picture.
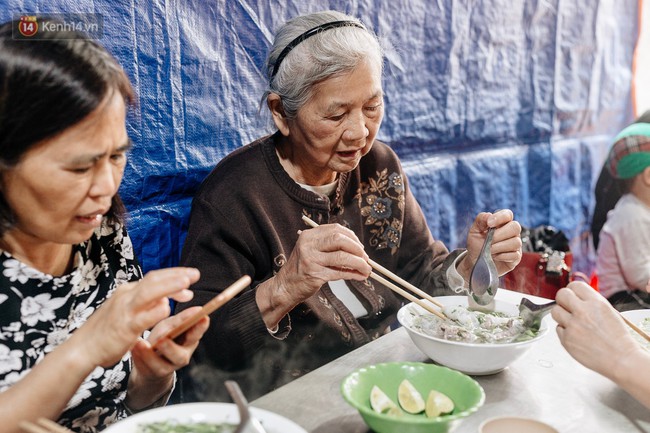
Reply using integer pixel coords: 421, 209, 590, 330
0, 21, 209, 432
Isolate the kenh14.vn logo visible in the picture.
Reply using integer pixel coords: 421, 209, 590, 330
18, 16, 38, 37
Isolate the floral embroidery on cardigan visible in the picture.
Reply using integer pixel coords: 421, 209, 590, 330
317, 294, 333, 310
357, 169, 405, 254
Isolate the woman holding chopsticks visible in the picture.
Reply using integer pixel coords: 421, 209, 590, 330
177, 10, 522, 400
0, 22, 209, 432
553, 281, 650, 409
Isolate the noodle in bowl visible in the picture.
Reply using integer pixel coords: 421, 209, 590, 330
397, 296, 549, 375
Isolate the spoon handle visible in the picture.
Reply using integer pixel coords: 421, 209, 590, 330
480, 227, 495, 257
469, 227, 498, 303
225, 380, 251, 424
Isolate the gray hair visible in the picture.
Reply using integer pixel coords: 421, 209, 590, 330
262, 10, 384, 119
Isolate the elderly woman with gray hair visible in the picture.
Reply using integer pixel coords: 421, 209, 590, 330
176, 10, 522, 400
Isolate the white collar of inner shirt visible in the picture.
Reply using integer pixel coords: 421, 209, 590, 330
297, 179, 338, 196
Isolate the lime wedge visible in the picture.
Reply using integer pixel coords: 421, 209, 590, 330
370, 385, 401, 415
397, 379, 425, 414
425, 389, 455, 417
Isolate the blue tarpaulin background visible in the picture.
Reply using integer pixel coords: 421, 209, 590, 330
1, 0, 639, 275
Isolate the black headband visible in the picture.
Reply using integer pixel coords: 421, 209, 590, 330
270, 20, 365, 79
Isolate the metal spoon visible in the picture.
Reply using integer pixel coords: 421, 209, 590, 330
225, 380, 268, 433
468, 227, 499, 309
518, 298, 556, 330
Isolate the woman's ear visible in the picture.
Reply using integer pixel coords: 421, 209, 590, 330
267, 94, 290, 136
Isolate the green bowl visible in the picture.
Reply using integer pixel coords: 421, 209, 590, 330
341, 362, 485, 433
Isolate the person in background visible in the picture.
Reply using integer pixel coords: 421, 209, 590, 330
596, 122, 650, 311
552, 281, 650, 409
0, 21, 209, 433
591, 110, 650, 250
176, 10, 522, 400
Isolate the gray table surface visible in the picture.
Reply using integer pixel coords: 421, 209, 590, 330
252, 290, 650, 432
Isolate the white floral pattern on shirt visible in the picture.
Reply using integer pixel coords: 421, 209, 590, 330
0, 220, 142, 432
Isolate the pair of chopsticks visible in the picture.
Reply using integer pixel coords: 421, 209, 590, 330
301, 215, 446, 320
20, 418, 73, 433
153, 275, 252, 349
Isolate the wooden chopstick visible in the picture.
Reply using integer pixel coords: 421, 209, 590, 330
300, 215, 446, 320
153, 275, 252, 348
620, 314, 650, 343
20, 418, 74, 433
370, 271, 446, 319
19, 422, 49, 433
364, 249, 444, 309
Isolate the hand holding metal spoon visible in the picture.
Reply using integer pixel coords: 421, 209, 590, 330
468, 227, 499, 310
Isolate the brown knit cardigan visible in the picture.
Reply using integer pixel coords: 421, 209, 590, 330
175, 132, 462, 400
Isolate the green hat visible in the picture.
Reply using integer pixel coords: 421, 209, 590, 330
606, 123, 650, 179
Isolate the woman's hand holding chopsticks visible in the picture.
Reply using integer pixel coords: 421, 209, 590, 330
553, 281, 650, 410
4, 267, 207, 424
126, 275, 251, 411
301, 215, 446, 320
254, 222, 373, 331
127, 305, 210, 406
72, 267, 201, 368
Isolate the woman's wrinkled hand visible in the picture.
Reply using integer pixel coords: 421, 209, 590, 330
461, 209, 522, 278
274, 223, 372, 306
552, 281, 636, 377
71, 267, 200, 368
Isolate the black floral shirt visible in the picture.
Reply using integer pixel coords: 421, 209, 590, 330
0, 220, 142, 432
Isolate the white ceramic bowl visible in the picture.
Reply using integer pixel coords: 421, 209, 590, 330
621, 309, 650, 324
479, 416, 558, 433
397, 296, 549, 375
102, 402, 307, 433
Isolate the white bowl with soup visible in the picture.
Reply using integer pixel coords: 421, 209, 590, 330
397, 296, 549, 375
102, 402, 306, 433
